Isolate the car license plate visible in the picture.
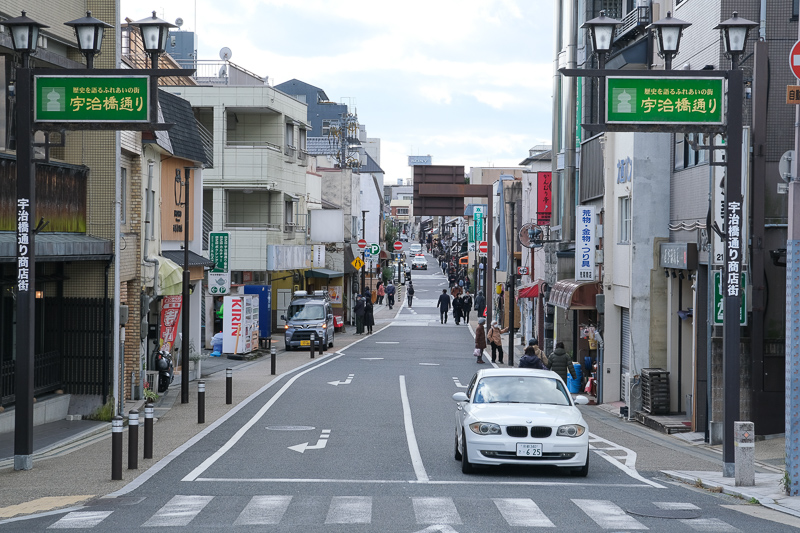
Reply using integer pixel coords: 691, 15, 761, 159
516, 443, 542, 457
300, 340, 311, 346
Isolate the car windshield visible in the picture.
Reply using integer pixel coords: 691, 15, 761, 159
287, 303, 325, 321
410, 244, 421, 252
472, 376, 572, 406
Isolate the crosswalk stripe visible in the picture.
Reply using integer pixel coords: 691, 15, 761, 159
573, 499, 648, 530
325, 496, 372, 524
413, 497, 462, 525
679, 518, 741, 532
141, 495, 213, 527
47, 511, 113, 529
654, 502, 701, 510
233, 495, 292, 526
493, 498, 555, 527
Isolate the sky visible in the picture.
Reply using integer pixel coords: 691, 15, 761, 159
121, 0, 555, 185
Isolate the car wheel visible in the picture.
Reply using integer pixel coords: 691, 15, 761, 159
570, 447, 589, 477
461, 430, 474, 474
454, 431, 462, 461
328, 332, 334, 348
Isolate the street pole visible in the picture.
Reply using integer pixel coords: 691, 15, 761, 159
361, 210, 367, 295
181, 168, 191, 404
508, 201, 516, 366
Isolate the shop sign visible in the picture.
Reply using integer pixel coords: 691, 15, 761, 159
659, 242, 698, 270
714, 271, 746, 325
606, 77, 724, 125
575, 205, 596, 281
209, 232, 229, 273
34, 75, 149, 122
159, 295, 182, 352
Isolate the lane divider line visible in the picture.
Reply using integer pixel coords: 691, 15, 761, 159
399, 375, 429, 482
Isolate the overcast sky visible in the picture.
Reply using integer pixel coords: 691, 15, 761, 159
122, 0, 554, 184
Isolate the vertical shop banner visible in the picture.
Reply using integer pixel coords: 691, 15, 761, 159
159, 295, 182, 352
576, 206, 596, 281
537, 172, 552, 225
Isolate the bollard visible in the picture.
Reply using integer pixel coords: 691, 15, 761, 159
734, 421, 755, 487
143, 403, 154, 459
198, 380, 206, 424
127, 409, 139, 470
270, 346, 276, 375
111, 416, 123, 480
310, 333, 316, 359
226, 368, 233, 405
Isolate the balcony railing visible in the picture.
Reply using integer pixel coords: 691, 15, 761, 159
173, 59, 267, 86
225, 140, 282, 151
614, 6, 650, 42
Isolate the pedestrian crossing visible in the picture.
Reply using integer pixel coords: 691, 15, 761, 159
44, 496, 741, 530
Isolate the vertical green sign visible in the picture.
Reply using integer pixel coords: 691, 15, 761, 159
468, 225, 474, 243
606, 76, 724, 125
209, 232, 230, 273
34, 75, 150, 122
713, 271, 746, 325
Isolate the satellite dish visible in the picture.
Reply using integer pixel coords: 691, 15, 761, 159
175, 17, 184, 28
219, 47, 232, 61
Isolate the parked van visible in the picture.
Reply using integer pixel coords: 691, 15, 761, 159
281, 291, 334, 351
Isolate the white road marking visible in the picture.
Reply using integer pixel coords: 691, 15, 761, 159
361, 357, 384, 360
47, 511, 113, 529
572, 499, 647, 530
233, 495, 292, 525
375, 341, 399, 344
400, 375, 429, 482
191, 477, 648, 487
325, 496, 372, 524
413, 497, 461, 524
493, 498, 555, 527
142, 495, 213, 527
679, 518, 740, 531
288, 429, 331, 453
419, 363, 440, 366
589, 432, 665, 488
412, 526, 460, 533
452, 377, 466, 388
181, 355, 343, 482
328, 374, 354, 386
654, 502, 700, 510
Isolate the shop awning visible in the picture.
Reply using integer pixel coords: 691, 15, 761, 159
158, 256, 183, 296
517, 280, 544, 299
0, 232, 112, 262
161, 249, 216, 268
549, 279, 602, 309
306, 268, 344, 279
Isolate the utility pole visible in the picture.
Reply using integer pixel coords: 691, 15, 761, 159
361, 210, 367, 295
181, 168, 191, 405
508, 200, 516, 367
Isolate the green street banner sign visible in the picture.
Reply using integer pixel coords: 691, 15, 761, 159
209, 232, 230, 273
606, 76, 724, 125
713, 271, 746, 325
34, 75, 150, 122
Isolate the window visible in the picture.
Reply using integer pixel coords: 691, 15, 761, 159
795, 0, 799, 20
322, 119, 339, 136
225, 190, 275, 228
285, 200, 294, 227
619, 196, 631, 244
675, 133, 706, 169
120, 167, 127, 224
397, 208, 409, 215
285, 123, 294, 149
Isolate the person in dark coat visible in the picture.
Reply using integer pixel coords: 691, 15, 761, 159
519, 339, 547, 369
354, 295, 366, 334
448, 271, 457, 288
453, 295, 463, 325
385, 282, 396, 309
436, 289, 451, 324
474, 317, 487, 364
547, 341, 576, 384
407, 281, 415, 307
474, 291, 486, 318
364, 297, 375, 334
462, 291, 473, 324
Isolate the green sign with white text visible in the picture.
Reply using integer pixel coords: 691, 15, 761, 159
34, 75, 149, 122
713, 271, 746, 325
606, 77, 724, 125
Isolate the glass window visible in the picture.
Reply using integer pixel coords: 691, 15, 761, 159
619, 196, 631, 244
120, 167, 127, 224
674, 134, 685, 170
472, 376, 571, 405
287, 303, 325, 320
226, 190, 274, 228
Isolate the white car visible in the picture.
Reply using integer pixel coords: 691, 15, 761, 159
412, 256, 427, 270
408, 243, 422, 254
452, 368, 590, 476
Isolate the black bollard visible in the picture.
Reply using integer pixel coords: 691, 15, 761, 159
226, 368, 233, 405
198, 380, 206, 424
310, 333, 316, 359
270, 346, 276, 375
143, 403, 153, 459
111, 416, 123, 480
128, 409, 139, 470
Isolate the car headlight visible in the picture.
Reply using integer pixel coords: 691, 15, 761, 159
469, 422, 501, 435
321, 323, 327, 329
284, 325, 289, 330
556, 424, 586, 438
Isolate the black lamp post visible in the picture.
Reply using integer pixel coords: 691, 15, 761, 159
64, 11, 112, 69
131, 11, 177, 69
648, 11, 692, 71
715, 12, 758, 70
581, 11, 622, 123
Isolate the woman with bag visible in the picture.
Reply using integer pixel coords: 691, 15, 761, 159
474, 318, 487, 364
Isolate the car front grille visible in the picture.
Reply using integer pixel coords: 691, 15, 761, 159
290, 331, 322, 342
481, 451, 577, 460
506, 426, 528, 438
530, 427, 552, 438
506, 426, 553, 438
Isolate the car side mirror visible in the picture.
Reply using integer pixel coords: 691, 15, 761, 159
280, 314, 286, 321
573, 395, 589, 405
452, 392, 468, 402
327, 314, 333, 320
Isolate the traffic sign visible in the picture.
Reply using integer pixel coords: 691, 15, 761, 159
357, 239, 367, 249
478, 241, 488, 254
368, 243, 380, 255
791, 40, 800, 79
351, 256, 365, 270
393, 241, 403, 251
517, 266, 529, 275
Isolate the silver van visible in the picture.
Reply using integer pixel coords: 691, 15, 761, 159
282, 291, 334, 351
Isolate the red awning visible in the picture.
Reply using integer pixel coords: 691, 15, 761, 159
517, 281, 543, 299
550, 279, 602, 309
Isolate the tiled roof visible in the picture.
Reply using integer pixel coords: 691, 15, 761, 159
307, 136, 341, 155
360, 153, 384, 174
158, 90, 209, 166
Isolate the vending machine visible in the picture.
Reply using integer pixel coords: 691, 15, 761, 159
223, 294, 259, 355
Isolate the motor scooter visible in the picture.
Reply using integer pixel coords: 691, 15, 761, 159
156, 348, 174, 393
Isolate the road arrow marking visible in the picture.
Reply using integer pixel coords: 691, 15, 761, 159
328, 374, 354, 386
452, 377, 466, 388
288, 429, 331, 453
413, 526, 460, 533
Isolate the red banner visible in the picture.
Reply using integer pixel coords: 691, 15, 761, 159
159, 295, 182, 352
537, 171, 552, 225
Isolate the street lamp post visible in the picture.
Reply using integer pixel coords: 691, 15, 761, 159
648, 11, 692, 71
581, 11, 622, 123
130, 12, 177, 69
65, 11, 111, 70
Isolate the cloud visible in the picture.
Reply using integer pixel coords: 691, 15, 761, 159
418, 85, 453, 105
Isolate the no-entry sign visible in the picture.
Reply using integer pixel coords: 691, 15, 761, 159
791, 40, 800, 80
393, 241, 403, 251
478, 241, 488, 254
357, 239, 367, 249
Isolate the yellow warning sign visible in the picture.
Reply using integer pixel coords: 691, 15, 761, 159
351, 256, 365, 270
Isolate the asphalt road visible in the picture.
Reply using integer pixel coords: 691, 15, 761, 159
4, 250, 800, 532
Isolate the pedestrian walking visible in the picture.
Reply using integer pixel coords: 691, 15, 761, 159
474, 317, 487, 364
448, 270, 457, 288
487, 320, 508, 364
385, 282, 396, 309
407, 281, 415, 307
547, 341, 577, 384
462, 291, 473, 324
474, 290, 486, 319
376, 282, 385, 305
519, 339, 547, 369
354, 294, 366, 334
453, 295, 463, 325
436, 289, 451, 324
364, 297, 375, 334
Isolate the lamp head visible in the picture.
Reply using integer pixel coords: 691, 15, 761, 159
64, 11, 111, 58
714, 12, 758, 59
1, 11, 49, 55
648, 11, 692, 57
131, 11, 177, 55
581, 10, 623, 54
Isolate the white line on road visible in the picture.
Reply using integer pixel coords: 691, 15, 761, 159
288, 429, 331, 453
47, 511, 113, 529
413, 497, 461, 524
192, 477, 651, 487
328, 374, 354, 386
361, 357, 384, 360
572, 499, 647, 530
325, 496, 372, 524
400, 375, 429, 482
493, 498, 555, 528
452, 377, 466, 388
142, 495, 213, 527
589, 433, 665, 488
419, 363, 440, 366
233, 495, 292, 525
375, 341, 399, 344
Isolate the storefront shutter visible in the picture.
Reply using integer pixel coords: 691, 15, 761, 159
621, 307, 631, 401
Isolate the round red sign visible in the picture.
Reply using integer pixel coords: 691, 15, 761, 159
478, 241, 488, 253
357, 239, 367, 249
393, 241, 403, 251
791, 40, 800, 80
